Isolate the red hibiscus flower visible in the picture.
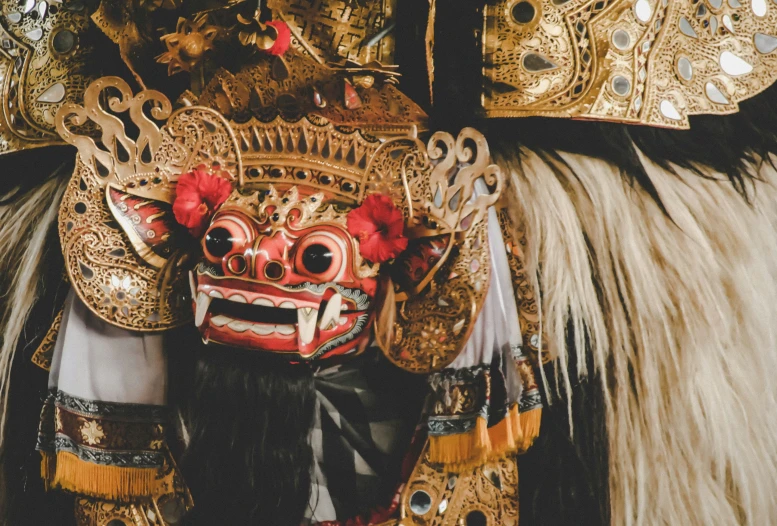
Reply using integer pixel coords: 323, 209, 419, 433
265, 20, 291, 56
347, 194, 408, 263
173, 165, 232, 237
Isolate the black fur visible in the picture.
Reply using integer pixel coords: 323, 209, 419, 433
175, 337, 317, 526
517, 337, 610, 526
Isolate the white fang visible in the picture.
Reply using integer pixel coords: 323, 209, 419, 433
194, 292, 211, 327
297, 307, 318, 345
319, 293, 342, 331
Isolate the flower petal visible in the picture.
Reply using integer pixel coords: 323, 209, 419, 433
347, 194, 407, 263
173, 168, 234, 237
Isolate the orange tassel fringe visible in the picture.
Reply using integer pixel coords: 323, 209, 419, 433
487, 407, 517, 457
428, 416, 491, 470
518, 406, 542, 451
428, 404, 542, 469
509, 404, 523, 445
40, 450, 157, 500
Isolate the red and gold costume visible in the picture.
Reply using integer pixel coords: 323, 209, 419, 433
1, 1, 777, 525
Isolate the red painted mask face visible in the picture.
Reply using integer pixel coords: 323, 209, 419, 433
191, 187, 378, 361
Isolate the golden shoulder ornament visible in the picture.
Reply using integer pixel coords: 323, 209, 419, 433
482, 0, 777, 128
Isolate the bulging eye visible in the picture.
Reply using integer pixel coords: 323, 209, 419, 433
205, 227, 234, 259
202, 213, 251, 263
294, 233, 346, 281
302, 244, 333, 274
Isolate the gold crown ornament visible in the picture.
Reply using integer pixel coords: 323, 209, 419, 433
0, 0, 98, 154
56, 73, 503, 372
481, 0, 777, 128
267, 0, 397, 66
194, 47, 426, 138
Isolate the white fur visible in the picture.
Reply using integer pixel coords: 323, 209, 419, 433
498, 147, 777, 525
0, 173, 67, 496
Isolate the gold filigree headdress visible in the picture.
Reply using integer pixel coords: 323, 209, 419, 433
56, 73, 502, 372
481, 0, 777, 128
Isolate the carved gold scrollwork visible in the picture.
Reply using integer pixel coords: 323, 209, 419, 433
369, 129, 504, 373
56, 77, 172, 184
380, 443, 519, 525
57, 77, 240, 331
0, 0, 97, 155
482, 0, 777, 128
424, 129, 503, 234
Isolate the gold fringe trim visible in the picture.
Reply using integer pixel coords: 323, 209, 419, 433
518, 406, 542, 452
487, 405, 518, 457
509, 404, 523, 446
428, 416, 490, 470
40, 451, 56, 490
40, 450, 157, 500
428, 403, 541, 469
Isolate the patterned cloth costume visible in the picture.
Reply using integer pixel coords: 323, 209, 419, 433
0, 1, 776, 525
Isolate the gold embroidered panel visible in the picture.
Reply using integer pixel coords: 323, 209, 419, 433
482, 0, 777, 128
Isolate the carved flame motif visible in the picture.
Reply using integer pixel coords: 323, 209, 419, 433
56, 77, 240, 331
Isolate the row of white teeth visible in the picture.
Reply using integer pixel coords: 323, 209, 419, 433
209, 314, 349, 335
202, 289, 350, 310
204, 289, 294, 308
194, 291, 348, 345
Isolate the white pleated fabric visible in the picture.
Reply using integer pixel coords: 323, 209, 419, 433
48, 290, 167, 406
449, 206, 523, 405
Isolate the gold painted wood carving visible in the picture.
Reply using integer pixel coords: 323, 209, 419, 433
268, 0, 397, 66
31, 308, 63, 372
196, 50, 427, 138
482, 0, 777, 128
382, 443, 518, 525
0, 0, 96, 154
370, 130, 503, 373
56, 76, 241, 331
497, 206, 549, 366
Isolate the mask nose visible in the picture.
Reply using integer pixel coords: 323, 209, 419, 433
250, 233, 294, 282
224, 253, 248, 275
263, 260, 285, 281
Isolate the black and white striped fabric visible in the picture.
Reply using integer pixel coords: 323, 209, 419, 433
305, 351, 425, 524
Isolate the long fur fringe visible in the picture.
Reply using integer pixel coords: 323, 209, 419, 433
0, 170, 68, 499
498, 146, 777, 525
